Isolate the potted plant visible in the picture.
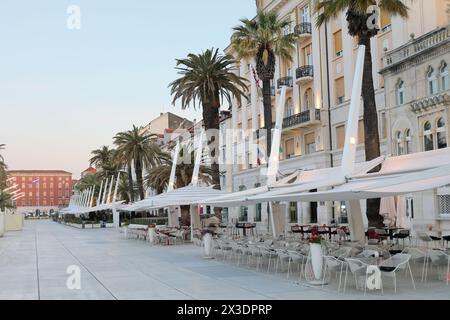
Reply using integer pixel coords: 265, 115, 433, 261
308, 231, 325, 284
201, 229, 215, 259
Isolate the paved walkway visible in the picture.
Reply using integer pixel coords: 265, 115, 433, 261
0, 220, 449, 300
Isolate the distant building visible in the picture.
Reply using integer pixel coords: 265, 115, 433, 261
81, 167, 97, 178
8, 170, 73, 215
144, 112, 193, 136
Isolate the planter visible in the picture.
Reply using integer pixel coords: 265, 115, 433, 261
202, 233, 214, 259
0, 212, 4, 237
309, 243, 326, 286
148, 227, 156, 245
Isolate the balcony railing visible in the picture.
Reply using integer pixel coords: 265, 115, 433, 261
296, 65, 314, 80
383, 25, 449, 69
294, 22, 312, 36
256, 110, 321, 136
277, 76, 293, 89
283, 111, 310, 128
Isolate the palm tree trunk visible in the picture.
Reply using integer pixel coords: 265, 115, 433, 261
127, 163, 134, 203
202, 100, 221, 190
361, 36, 383, 228
134, 159, 145, 201
262, 79, 273, 159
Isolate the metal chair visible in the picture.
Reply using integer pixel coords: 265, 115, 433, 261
379, 254, 415, 293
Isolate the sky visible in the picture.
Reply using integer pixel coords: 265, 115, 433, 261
0, 0, 256, 179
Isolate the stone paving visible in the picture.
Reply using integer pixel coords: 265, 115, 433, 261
0, 220, 449, 300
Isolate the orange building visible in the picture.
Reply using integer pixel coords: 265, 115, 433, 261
8, 170, 73, 213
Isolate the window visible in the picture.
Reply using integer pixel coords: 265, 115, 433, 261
427, 66, 438, 95
437, 117, 447, 149
358, 120, 365, 145
438, 195, 450, 215
239, 185, 248, 222
289, 202, 298, 223
305, 133, 316, 154
303, 45, 312, 66
255, 204, 262, 222
301, 5, 310, 23
336, 125, 346, 149
396, 131, 404, 155
333, 30, 343, 57
285, 98, 295, 117
440, 62, 449, 91
397, 80, 405, 105
405, 129, 412, 154
304, 88, 313, 110
423, 121, 434, 151
239, 206, 248, 222
285, 138, 295, 159
335, 77, 345, 104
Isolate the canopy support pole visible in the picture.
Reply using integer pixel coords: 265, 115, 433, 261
112, 172, 121, 228
346, 200, 365, 244
267, 86, 287, 238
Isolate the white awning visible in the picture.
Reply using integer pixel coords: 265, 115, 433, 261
200, 156, 385, 207
258, 163, 450, 202
119, 186, 226, 212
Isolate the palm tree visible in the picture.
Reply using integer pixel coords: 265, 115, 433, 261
89, 146, 117, 177
316, 0, 409, 227
169, 48, 247, 189
113, 145, 135, 203
232, 10, 298, 157
0, 144, 8, 190
0, 191, 14, 211
113, 126, 162, 201
145, 149, 214, 194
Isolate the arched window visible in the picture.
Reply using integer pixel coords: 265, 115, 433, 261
304, 88, 313, 110
423, 121, 434, 151
440, 62, 449, 91
427, 66, 438, 95
396, 131, 404, 155
437, 117, 447, 149
285, 98, 294, 117
397, 80, 405, 105
405, 129, 412, 154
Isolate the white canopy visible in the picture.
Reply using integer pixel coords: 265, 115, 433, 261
118, 186, 226, 212
200, 148, 450, 206
200, 156, 386, 207
246, 155, 450, 203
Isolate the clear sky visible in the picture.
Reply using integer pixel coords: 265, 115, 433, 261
0, 0, 256, 178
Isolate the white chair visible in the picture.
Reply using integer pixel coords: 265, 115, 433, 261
322, 256, 347, 292
287, 250, 308, 280
427, 249, 450, 285
343, 258, 372, 295
274, 249, 290, 276
379, 253, 415, 293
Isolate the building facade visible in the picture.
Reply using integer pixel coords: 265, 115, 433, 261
220, 0, 449, 233
381, 25, 450, 231
8, 170, 73, 215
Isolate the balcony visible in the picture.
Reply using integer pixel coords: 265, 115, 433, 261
277, 76, 293, 89
294, 22, 312, 38
296, 65, 314, 84
255, 109, 321, 138
381, 25, 450, 71
283, 109, 321, 129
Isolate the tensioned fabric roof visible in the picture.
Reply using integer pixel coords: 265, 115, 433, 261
200, 156, 386, 207
117, 186, 226, 212
200, 148, 450, 207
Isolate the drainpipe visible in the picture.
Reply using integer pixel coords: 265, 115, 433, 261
324, 22, 336, 221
